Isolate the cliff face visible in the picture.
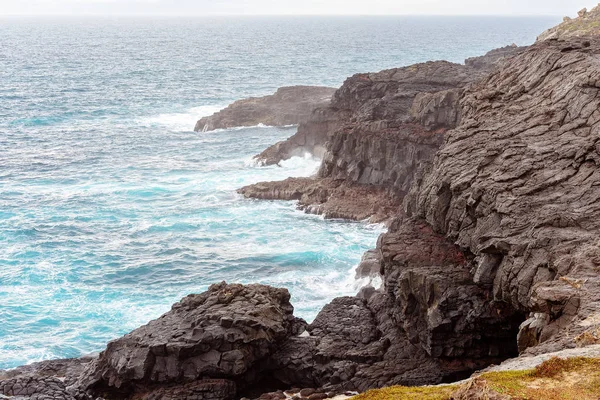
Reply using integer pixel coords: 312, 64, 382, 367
254, 63, 473, 167
194, 86, 336, 132
406, 37, 600, 355
316, 61, 477, 192
538, 6, 600, 41
243, 50, 523, 221
254, 48, 524, 168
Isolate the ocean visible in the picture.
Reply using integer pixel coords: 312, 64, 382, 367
0, 15, 559, 369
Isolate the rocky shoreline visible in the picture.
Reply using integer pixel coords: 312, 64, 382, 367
194, 86, 336, 133
4, 16, 600, 400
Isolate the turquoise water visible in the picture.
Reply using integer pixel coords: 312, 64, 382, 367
0, 16, 559, 369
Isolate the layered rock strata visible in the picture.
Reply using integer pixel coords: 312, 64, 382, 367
405, 37, 600, 355
244, 49, 524, 220
194, 86, 336, 132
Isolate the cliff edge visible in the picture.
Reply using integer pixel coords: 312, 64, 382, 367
538, 5, 600, 41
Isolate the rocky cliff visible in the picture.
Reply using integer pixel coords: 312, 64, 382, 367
538, 6, 600, 41
242, 50, 523, 222
239, 36, 600, 397
253, 47, 525, 168
194, 86, 335, 132
406, 37, 600, 356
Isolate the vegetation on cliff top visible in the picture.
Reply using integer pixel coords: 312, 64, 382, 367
353, 357, 600, 400
538, 6, 600, 40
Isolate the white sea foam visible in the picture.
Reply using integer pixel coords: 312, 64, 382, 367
140, 105, 225, 132
245, 153, 321, 177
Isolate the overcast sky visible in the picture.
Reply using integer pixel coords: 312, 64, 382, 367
0, 0, 595, 16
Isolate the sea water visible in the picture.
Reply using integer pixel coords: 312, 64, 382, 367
0, 16, 559, 369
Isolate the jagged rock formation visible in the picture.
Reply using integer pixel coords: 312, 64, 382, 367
238, 177, 401, 223
265, 217, 520, 393
244, 50, 524, 220
254, 62, 472, 168
538, 6, 600, 41
78, 282, 306, 398
239, 36, 600, 396
405, 37, 600, 355
0, 358, 94, 400
194, 86, 335, 132
254, 47, 525, 168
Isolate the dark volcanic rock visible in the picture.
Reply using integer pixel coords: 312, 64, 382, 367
255, 106, 345, 165
406, 37, 600, 355
255, 61, 477, 167
464, 45, 527, 70
247, 51, 523, 222
135, 379, 236, 400
379, 219, 522, 359
0, 357, 94, 400
254, 46, 524, 168
194, 86, 336, 132
238, 177, 401, 223
78, 282, 306, 398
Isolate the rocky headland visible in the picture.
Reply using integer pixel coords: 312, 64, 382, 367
194, 86, 336, 132
538, 5, 600, 41
4, 16, 600, 400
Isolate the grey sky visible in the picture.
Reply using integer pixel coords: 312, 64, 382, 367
0, 0, 595, 16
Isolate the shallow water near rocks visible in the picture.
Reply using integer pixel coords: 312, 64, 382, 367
0, 15, 559, 369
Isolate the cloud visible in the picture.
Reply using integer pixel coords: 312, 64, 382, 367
0, 0, 595, 16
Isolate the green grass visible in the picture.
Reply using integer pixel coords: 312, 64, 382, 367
351, 357, 600, 400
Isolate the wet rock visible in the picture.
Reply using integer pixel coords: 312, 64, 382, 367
194, 86, 335, 132
355, 250, 382, 279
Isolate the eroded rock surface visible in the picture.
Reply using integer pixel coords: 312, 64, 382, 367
406, 38, 600, 355
0, 357, 94, 400
194, 86, 335, 132
238, 177, 401, 223
254, 46, 524, 168
78, 282, 306, 398
246, 49, 524, 222
265, 218, 516, 394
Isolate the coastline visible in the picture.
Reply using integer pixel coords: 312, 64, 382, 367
3, 13, 600, 399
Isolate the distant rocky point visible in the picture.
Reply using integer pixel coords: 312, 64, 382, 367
194, 86, 336, 132
538, 5, 600, 41
253, 46, 525, 167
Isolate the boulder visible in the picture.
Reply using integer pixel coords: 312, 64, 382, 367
78, 282, 306, 397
